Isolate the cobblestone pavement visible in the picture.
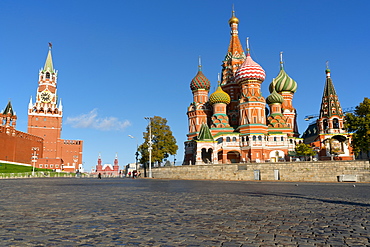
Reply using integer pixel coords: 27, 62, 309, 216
0, 178, 369, 246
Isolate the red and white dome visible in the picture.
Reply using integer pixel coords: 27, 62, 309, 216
235, 54, 265, 83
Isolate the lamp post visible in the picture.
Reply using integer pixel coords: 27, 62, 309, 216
31, 147, 39, 176
144, 117, 152, 178
128, 135, 139, 171
73, 155, 78, 171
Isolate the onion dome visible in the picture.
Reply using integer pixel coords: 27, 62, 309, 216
235, 53, 266, 83
270, 52, 297, 93
228, 10, 239, 25
209, 85, 230, 105
190, 70, 211, 91
266, 88, 284, 105
190, 58, 211, 91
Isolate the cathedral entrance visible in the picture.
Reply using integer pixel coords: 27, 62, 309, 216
269, 150, 285, 162
201, 148, 213, 164
227, 151, 240, 163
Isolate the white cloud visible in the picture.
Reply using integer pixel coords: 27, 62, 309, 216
66, 109, 131, 131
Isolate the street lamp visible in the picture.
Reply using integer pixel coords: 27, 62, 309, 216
144, 117, 152, 178
73, 155, 78, 169
31, 147, 39, 176
128, 135, 139, 171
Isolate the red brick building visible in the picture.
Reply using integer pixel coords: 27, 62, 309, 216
93, 154, 120, 176
27, 45, 83, 172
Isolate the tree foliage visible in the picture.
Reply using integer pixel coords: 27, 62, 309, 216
295, 143, 317, 160
138, 116, 178, 166
345, 97, 370, 158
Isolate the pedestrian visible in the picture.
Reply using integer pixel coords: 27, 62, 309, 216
137, 171, 141, 177
128, 171, 131, 178
98, 173, 102, 179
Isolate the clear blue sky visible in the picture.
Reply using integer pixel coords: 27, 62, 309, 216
1, 0, 370, 171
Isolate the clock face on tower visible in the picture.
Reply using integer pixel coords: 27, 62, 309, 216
40, 90, 52, 103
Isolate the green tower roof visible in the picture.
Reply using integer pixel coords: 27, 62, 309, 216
2, 101, 14, 116
197, 123, 214, 141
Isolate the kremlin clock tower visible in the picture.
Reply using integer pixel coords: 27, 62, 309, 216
27, 44, 83, 172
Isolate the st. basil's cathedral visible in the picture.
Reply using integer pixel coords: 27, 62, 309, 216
183, 10, 353, 165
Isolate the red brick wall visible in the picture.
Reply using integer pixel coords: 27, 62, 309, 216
0, 126, 43, 164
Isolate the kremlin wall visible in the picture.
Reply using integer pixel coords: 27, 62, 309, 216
0, 108, 43, 164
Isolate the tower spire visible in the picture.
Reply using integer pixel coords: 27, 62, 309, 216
319, 64, 342, 119
325, 60, 331, 77
44, 43, 54, 72
280, 51, 284, 69
246, 37, 250, 55
198, 56, 202, 71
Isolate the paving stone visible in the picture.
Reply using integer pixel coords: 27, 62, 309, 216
0, 178, 369, 246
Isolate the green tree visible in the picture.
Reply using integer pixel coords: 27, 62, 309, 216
345, 97, 370, 158
295, 143, 317, 161
138, 116, 178, 167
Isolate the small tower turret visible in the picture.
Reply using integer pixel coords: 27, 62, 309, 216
187, 58, 212, 139
209, 74, 231, 129
270, 52, 298, 136
318, 63, 344, 134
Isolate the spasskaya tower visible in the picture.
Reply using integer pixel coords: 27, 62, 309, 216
28, 44, 83, 172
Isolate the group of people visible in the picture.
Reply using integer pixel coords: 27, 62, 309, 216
127, 170, 141, 178
96, 170, 141, 179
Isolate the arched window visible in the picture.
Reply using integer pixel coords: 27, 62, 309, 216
258, 136, 262, 141
226, 137, 231, 142
281, 137, 284, 141
274, 137, 277, 141
232, 137, 237, 142
323, 119, 328, 130
46, 72, 50, 79
253, 136, 256, 141
333, 118, 339, 129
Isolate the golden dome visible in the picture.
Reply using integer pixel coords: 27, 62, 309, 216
228, 10, 239, 25
229, 16, 239, 25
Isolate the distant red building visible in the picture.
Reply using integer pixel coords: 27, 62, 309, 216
93, 154, 120, 176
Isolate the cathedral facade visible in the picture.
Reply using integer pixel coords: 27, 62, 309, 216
184, 11, 300, 165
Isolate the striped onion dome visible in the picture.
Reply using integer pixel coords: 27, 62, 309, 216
209, 85, 230, 105
266, 89, 284, 105
190, 68, 211, 91
235, 53, 266, 83
270, 66, 297, 93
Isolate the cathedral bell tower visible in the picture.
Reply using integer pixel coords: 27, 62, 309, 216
28, 43, 63, 160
